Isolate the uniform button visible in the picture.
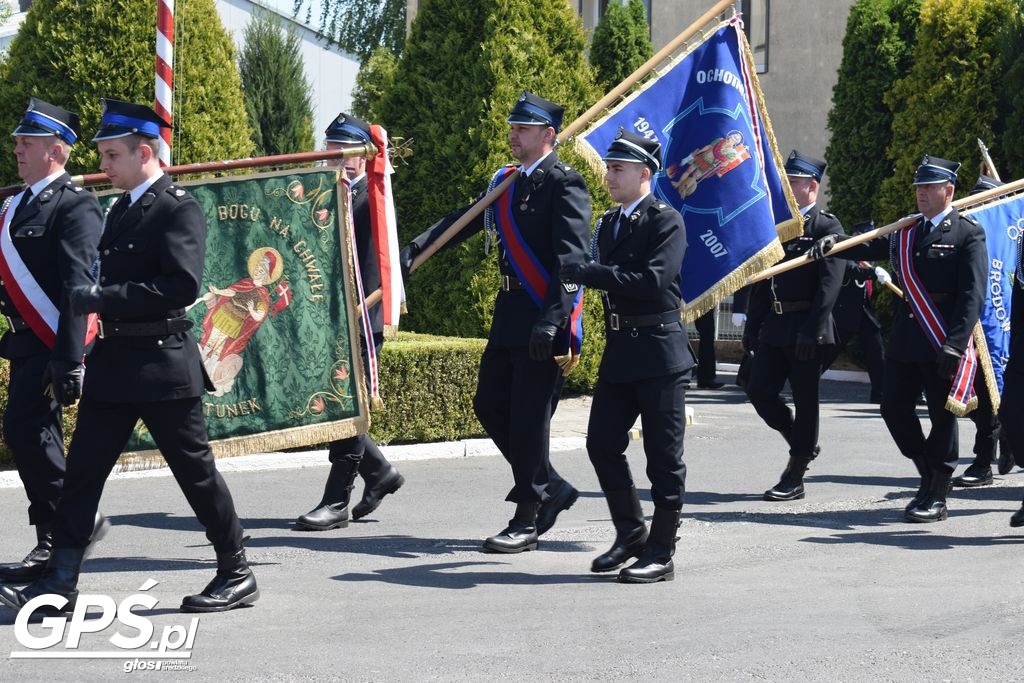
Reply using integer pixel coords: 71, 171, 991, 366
26, 230, 32, 236
127, 243, 133, 249
100, 276, 106, 283
915, 251, 920, 256
157, 339, 163, 346
103, 249, 110, 256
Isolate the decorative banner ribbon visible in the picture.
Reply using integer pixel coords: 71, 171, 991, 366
894, 221, 979, 415
340, 177, 382, 409
0, 194, 98, 351
367, 125, 403, 327
487, 165, 584, 359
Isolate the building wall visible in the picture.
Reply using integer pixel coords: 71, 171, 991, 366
215, 0, 361, 144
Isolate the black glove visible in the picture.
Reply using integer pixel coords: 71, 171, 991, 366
561, 259, 603, 286
794, 333, 818, 361
528, 321, 559, 362
937, 345, 962, 380
42, 360, 84, 406
809, 235, 839, 261
399, 243, 419, 282
67, 284, 103, 315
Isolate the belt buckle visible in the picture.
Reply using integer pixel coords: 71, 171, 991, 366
772, 300, 783, 315
96, 319, 105, 339
609, 313, 620, 331
501, 275, 511, 291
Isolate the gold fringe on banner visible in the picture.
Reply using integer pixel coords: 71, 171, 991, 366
682, 238, 784, 322
971, 322, 1000, 414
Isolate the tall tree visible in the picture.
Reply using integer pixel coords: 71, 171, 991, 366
0, 0, 254, 183
375, 0, 611, 390
292, 0, 405, 60
589, 0, 653, 92
876, 0, 1017, 223
824, 0, 921, 228
350, 46, 398, 123
995, 0, 1024, 179
239, 11, 315, 156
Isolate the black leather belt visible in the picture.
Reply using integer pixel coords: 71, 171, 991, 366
97, 316, 192, 339
499, 275, 526, 291
4, 315, 30, 332
771, 300, 811, 314
606, 309, 681, 331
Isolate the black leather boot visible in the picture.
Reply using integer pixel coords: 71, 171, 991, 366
180, 548, 259, 613
483, 502, 540, 553
905, 469, 951, 523
295, 457, 360, 531
0, 524, 53, 584
764, 456, 811, 501
952, 461, 993, 488
1010, 500, 1024, 528
905, 456, 932, 513
618, 507, 678, 583
592, 488, 647, 573
351, 461, 405, 521
537, 479, 580, 535
997, 432, 1016, 475
0, 547, 85, 612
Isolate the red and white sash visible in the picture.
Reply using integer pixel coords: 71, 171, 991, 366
367, 125, 403, 328
0, 193, 98, 351
894, 221, 978, 414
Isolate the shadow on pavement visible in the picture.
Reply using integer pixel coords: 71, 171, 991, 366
244, 534, 592, 559
684, 503, 1005, 532
333, 560, 605, 589
801, 530, 1024, 551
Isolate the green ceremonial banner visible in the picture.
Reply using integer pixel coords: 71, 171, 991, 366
114, 167, 368, 463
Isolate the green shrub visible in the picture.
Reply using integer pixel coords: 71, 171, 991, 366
351, 47, 399, 124
996, 0, 1024, 179
825, 0, 921, 227
0, 0, 254, 184
369, 332, 486, 444
589, 0, 653, 93
876, 0, 1018, 223
239, 10, 315, 156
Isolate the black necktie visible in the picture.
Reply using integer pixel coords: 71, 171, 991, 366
14, 189, 32, 216
612, 211, 625, 241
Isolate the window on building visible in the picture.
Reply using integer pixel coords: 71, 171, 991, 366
740, 0, 769, 73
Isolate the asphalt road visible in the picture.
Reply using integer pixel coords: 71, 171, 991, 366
0, 380, 1022, 681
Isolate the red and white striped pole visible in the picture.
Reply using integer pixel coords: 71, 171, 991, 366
154, 0, 174, 166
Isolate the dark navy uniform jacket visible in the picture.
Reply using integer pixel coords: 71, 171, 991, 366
840, 209, 987, 362
86, 174, 213, 402
831, 262, 880, 332
587, 194, 695, 383
0, 173, 102, 363
747, 205, 845, 348
408, 151, 591, 347
349, 175, 383, 335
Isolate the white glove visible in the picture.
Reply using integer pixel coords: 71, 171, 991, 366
731, 312, 747, 327
874, 266, 891, 285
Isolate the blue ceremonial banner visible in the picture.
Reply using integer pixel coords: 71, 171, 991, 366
577, 17, 800, 318
964, 193, 1024, 394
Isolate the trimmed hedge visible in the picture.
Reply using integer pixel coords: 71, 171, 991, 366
0, 330, 490, 468
369, 331, 486, 444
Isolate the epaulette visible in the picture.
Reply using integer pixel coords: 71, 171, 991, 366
650, 200, 670, 212
821, 211, 836, 219
963, 214, 979, 225
166, 185, 189, 201
64, 180, 84, 193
